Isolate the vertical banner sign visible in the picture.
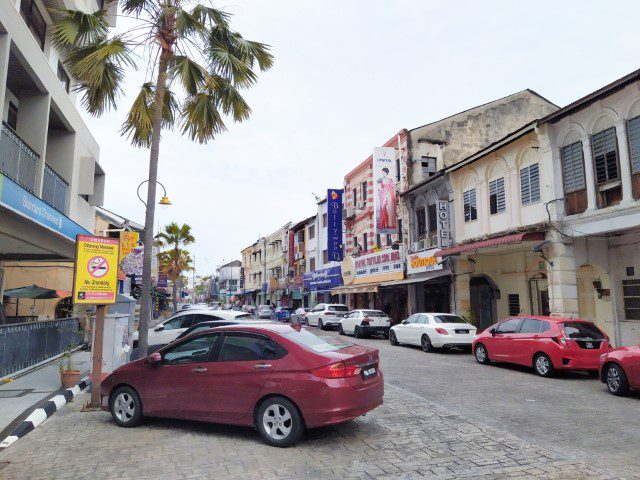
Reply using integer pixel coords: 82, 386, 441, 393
437, 199, 450, 248
327, 189, 344, 262
373, 147, 398, 234
117, 231, 139, 280
240, 267, 245, 290
73, 235, 120, 304
288, 230, 295, 272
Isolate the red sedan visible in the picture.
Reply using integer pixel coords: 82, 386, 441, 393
100, 324, 383, 447
472, 316, 611, 377
599, 345, 640, 396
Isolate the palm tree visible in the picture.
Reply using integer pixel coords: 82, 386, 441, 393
156, 223, 195, 311
158, 248, 193, 308
51, 1, 273, 356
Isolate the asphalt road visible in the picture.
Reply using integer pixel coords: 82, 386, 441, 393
317, 327, 640, 478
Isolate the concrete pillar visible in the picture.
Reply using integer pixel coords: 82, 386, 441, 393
0, 34, 11, 116
546, 231, 579, 317
615, 121, 633, 205
455, 258, 472, 317
16, 93, 51, 196
509, 166, 521, 225
581, 135, 597, 211
407, 283, 417, 315
479, 181, 490, 233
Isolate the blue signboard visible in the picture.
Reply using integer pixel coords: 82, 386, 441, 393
327, 189, 343, 261
0, 173, 89, 241
304, 266, 342, 292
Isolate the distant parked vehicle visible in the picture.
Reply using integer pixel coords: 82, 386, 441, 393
306, 304, 349, 330
256, 305, 273, 319
390, 313, 476, 352
599, 344, 640, 396
273, 307, 294, 322
291, 308, 311, 325
339, 310, 391, 338
175, 318, 272, 341
473, 316, 611, 377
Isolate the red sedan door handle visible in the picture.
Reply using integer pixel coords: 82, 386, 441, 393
191, 367, 207, 373
254, 364, 272, 369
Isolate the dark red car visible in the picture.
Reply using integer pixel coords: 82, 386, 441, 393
100, 324, 383, 447
472, 316, 611, 377
599, 345, 640, 396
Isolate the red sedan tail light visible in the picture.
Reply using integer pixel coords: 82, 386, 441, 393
435, 327, 449, 335
312, 361, 361, 379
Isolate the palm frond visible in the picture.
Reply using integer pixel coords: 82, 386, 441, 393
49, 8, 108, 48
77, 60, 124, 115
209, 47, 257, 87
180, 92, 227, 144
169, 55, 209, 95
175, 7, 206, 38
230, 34, 274, 72
120, 0, 152, 16
120, 83, 177, 147
210, 74, 251, 122
191, 5, 230, 29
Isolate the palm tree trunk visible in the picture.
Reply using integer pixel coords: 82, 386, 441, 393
138, 49, 170, 358
172, 277, 178, 312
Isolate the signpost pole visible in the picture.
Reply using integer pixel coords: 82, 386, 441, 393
90, 304, 107, 407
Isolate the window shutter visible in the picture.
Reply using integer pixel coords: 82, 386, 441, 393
561, 142, 585, 193
463, 188, 477, 222
592, 127, 619, 184
489, 177, 505, 214
520, 164, 540, 205
628, 117, 640, 174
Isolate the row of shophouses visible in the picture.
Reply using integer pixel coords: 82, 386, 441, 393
241, 68, 640, 347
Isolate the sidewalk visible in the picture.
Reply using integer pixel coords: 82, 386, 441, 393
0, 351, 91, 434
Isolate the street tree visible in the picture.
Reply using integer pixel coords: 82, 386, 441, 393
51, 1, 273, 356
156, 222, 195, 311
158, 248, 193, 309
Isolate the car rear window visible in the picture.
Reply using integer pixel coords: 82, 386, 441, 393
362, 310, 387, 317
328, 305, 349, 312
433, 315, 467, 324
283, 328, 351, 353
233, 314, 253, 319
562, 322, 605, 340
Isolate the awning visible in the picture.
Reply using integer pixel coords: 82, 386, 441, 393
2, 285, 70, 299
381, 269, 450, 287
331, 284, 378, 295
435, 232, 546, 257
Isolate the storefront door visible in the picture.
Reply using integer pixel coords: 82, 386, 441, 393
470, 275, 497, 331
422, 282, 450, 313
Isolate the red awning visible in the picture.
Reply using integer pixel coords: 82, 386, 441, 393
435, 232, 546, 257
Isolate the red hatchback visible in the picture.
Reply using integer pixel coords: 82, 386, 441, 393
472, 316, 611, 377
599, 345, 640, 396
100, 324, 383, 447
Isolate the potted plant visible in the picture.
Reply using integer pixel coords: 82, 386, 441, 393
60, 344, 80, 389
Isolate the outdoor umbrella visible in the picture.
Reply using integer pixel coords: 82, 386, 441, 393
2, 285, 71, 317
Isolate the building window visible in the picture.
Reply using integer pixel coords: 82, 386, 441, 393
398, 219, 403, 242
361, 181, 367, 203
322, 213, 327, 228
308, 225, 315, 239
421, 157, 436, 178
508, 294, 520, 316
387, 233, 392, 246
20, 0, 47, 51
520, 163, 540, 206
353, 236, 358, 247
489, 177, 506, 215
352, 187, 357, 206
622, 279, 640, 320
561, 142, 586, 193
376, 233, 381, 248
297, 230, 304, 243
627, 116, 640, 174
57, 62, 70, 93
592, 127, 619, 184
395, 157, 401, 181
7, 102, 18, 130
416, 206, 426, 239
309, 257, 316, 271
428, 202, 437, 237
463, 188, 477, 222
322, 249, 328, 264
363, 232, 368, 252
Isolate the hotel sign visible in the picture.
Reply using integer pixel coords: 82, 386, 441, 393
437, 199, 451, 248
407, 247, 443, 275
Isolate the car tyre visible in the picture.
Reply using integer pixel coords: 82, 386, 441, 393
389, 330, 399, 346
474, 343, 490, 365
318, 319, 325, 330
606, 363, 630, 396
421, 334, 435, 353
533, 353, 554, 377
256, 396, 305, 448
110, 386, 143, 428
338, 324, 345, 335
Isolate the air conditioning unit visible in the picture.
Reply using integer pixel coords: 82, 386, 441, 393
346, 205, 356, 218
410, 239, 426, 253
357, 201, 367, 211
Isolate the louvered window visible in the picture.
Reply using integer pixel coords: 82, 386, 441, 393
520, 164, 540, 205
628, 117, 640, 174
508, 294, 520, 316
489, 177, 506, 214
463, 188, 477, 222
561, 142, 586, 193
591, 127, 619, 184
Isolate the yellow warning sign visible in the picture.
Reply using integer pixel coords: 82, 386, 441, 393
73, 235, 120, 304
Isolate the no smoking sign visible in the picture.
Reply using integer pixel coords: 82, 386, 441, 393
87, 256, 109, 278
73, 235, 120, 304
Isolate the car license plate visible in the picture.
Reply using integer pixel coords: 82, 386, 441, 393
585, 342, 593, 349
361, 365, 376, 380
456, 329, 469, 334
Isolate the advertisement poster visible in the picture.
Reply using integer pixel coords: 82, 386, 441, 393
373, 147, 398, 234
327, 189, 344, 262
353, 247, 403, 279
407, 248, 443, 275
304, 266, 342, 291
117, 231, 139, 280
73, 235, 120, 304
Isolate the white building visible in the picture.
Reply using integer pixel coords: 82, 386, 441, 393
216, 260, 242, 301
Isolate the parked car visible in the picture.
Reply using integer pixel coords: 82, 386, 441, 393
243, 305, 257, 314
339, 310, 391, 338
175, 319, 273, 341
389, 313, 476, 351
473, 316, 611, 377
273, 307, 294, 322
599, 344, 640, 396
132, 310, 252, 347
291, 308, 311, 325
256, 305, 273, 319
101, 324, 384, 447
306, 304, 349, 330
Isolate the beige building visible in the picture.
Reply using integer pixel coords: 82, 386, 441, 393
265, 222, 291, 306
241, 238, 265, 305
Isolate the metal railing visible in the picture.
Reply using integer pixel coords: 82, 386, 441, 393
0, 317, 83, 377
42, 164, 68, 213
0, 122, 39, 193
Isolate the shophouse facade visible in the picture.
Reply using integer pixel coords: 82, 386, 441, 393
265, 222, 291, 306
288, 216, 313, 308
217, 260, 242, 302
241, 238, 265, 306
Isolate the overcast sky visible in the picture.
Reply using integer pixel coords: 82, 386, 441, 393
83, 0, 640, 277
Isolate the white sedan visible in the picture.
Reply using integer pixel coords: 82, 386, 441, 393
389, 313, 476, 352
339, 310, 391, 338
133, 310, 252, 346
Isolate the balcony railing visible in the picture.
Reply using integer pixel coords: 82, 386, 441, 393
0, 122, 39, 193
42, 164, 68, 213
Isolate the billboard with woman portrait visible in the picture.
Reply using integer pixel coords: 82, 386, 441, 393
373, 147, 398, 234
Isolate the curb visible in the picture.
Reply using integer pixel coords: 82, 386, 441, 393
0, 377, 91, 451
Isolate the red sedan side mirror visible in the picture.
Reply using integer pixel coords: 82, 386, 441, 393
146, 352, 162, 365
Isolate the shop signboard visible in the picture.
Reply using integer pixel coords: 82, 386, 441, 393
304, 266, 342, 291
117, 231, 139, 280
327, 189, 344, 261
407, 247, 443, 275
353, 247, 403, 280
437, 199, 451, 248
373, 147, 398, 234
72, 235, 120, 304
